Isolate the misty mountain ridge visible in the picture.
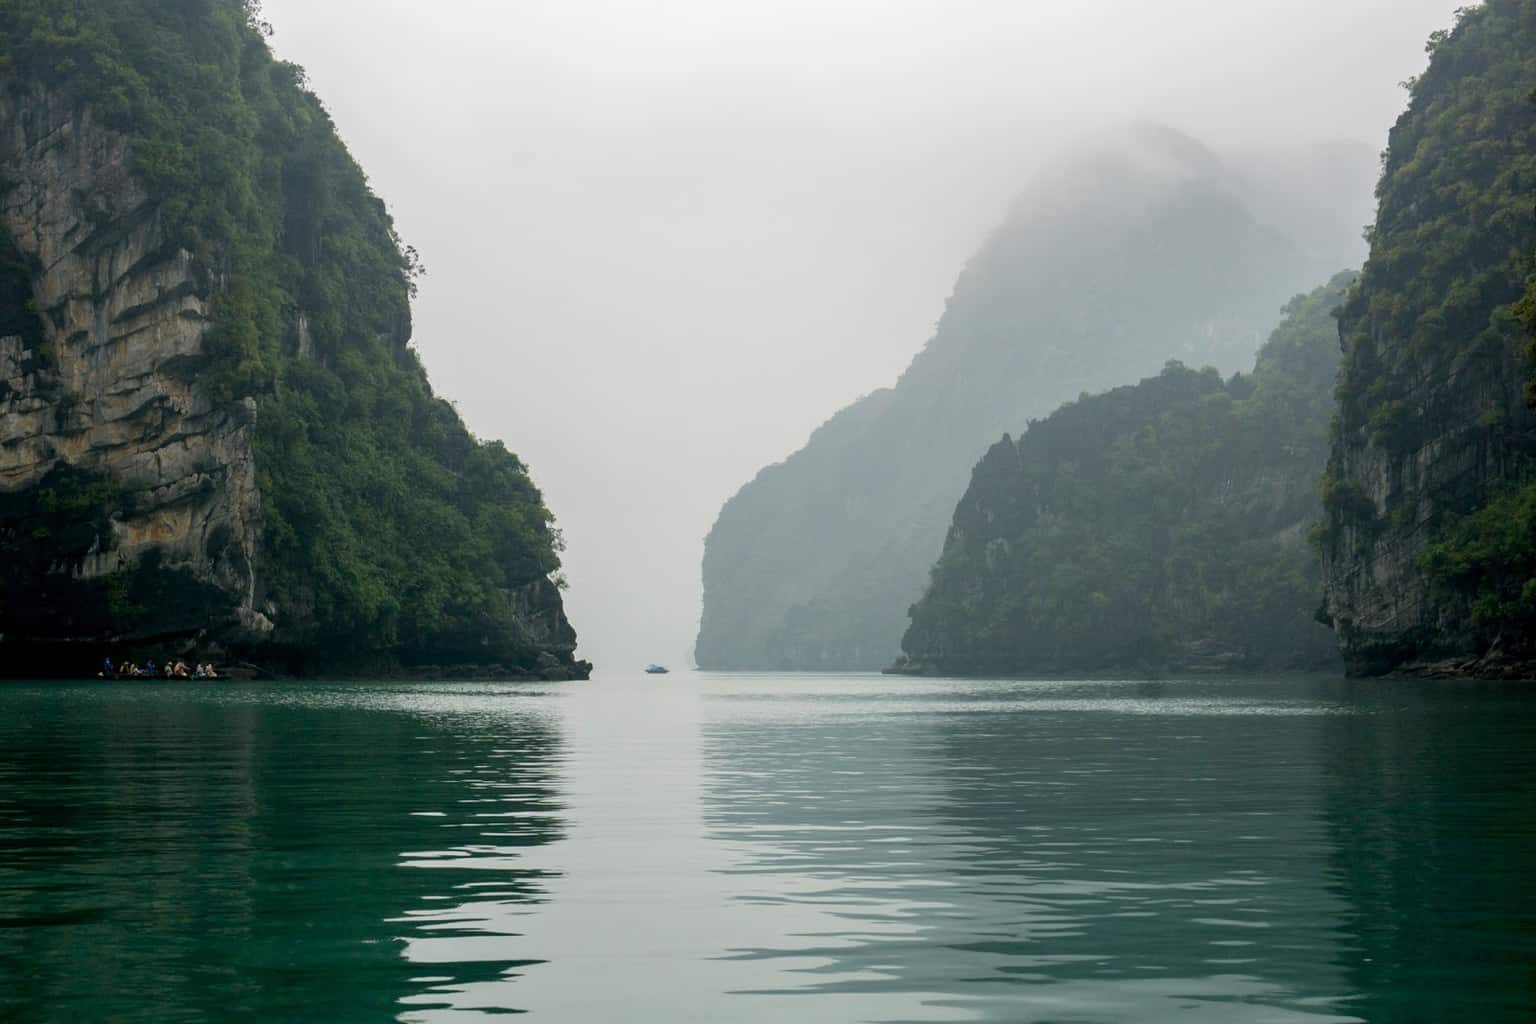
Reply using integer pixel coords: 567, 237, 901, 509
697, 122, 1373, 670
1016, 123, 1372, 280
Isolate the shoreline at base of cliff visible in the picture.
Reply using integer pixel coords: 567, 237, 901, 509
1382, 656, 1536, 683
886, 656, 1535, 683
883, 662, 1345, 681
0, 647, 594, 683
0, 666, 595, 683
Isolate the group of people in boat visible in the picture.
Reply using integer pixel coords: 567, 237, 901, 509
99, 658, 220, 680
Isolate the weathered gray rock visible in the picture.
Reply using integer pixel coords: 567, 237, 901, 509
1320, 342, 1533, 676
0, 83, 268, 642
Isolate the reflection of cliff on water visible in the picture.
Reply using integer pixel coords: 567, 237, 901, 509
0, 683, 567, 1023
1319, 681, 1536, 1024
701, 677, 1362, 1022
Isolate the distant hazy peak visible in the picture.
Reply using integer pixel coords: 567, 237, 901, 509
1017, 121, 1235, 211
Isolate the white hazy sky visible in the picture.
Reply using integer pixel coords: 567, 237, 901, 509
260, 0, 1463, 670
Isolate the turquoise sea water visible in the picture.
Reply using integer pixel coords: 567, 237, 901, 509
0, 672, 1531, 1022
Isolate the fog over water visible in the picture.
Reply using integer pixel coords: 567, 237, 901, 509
261, 0, 1464, 670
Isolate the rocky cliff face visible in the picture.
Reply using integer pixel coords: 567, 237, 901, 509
1319, 0, 1536, 678
0, 84, 268, 654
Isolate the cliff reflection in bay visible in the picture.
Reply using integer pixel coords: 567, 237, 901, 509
1319, 680, 1536, 1024
700, 676, 1362, 1022
0, 683, 567, 1023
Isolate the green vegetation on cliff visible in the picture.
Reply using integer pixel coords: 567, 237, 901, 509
0, 0, 571, 669
1421, 474, 1536, 631
1328, 0, 1536, 457
898, 274, 1353, 676
1320, 0, 1536, 675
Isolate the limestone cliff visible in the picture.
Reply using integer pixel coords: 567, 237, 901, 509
0, 3, 587, 679
1319, 0, 1536, 679
0, 84, 267, 652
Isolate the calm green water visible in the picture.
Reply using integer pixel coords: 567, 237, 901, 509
0, 673, 1531, 1022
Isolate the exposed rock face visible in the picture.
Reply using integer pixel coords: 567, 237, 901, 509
1322, 349, 1532, 677
0, 84, 267, 649
1319, 1, 1536, 679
